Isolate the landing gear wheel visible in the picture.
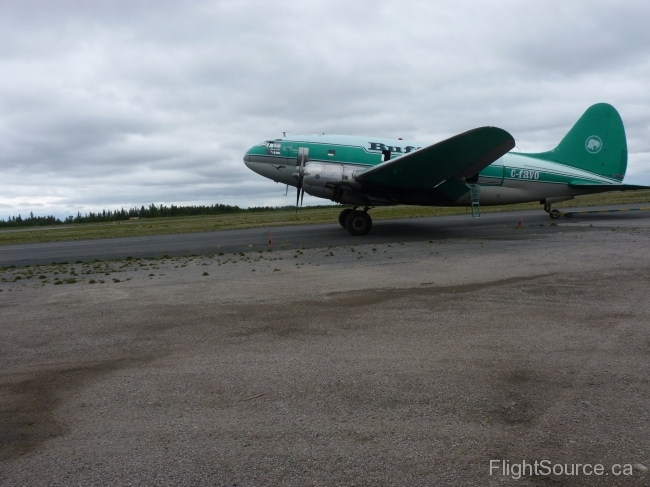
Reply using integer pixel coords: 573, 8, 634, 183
549, 209, 561, 219
345, 210, 372, 236
338, 209, 353, 228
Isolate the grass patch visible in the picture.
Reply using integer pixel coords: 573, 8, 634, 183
1, 190, 648, 246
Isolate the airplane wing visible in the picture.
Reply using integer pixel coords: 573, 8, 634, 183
354, 127, 515, 191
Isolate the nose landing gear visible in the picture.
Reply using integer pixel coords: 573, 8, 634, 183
339, 207, 373, 236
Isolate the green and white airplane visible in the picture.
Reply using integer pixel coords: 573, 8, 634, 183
244, 103, 647, 235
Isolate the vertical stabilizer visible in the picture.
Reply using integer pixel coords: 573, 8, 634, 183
525, 103, 627, 181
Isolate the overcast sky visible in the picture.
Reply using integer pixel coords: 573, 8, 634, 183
1, 0, 649, 218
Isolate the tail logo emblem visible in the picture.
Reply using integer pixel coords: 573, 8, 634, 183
585, 136, 602, 154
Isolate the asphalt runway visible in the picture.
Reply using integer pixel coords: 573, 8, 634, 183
2, 204, 650, 267
1, 216, 649, 486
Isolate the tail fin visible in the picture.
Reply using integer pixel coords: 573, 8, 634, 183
525, 103, 627, 181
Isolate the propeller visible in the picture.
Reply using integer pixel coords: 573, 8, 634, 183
295, 152, 306, 214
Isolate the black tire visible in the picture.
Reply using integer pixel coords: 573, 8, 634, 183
550, 209, 561, 219
338, 209, 353, 228
345, 210, 372, 236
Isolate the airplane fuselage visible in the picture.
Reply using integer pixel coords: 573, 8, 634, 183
244, 134, 622, 208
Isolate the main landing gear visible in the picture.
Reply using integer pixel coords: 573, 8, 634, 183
339, 207, 372, 236
544, 203, 562, 220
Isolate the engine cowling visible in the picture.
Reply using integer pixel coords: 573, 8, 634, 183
301, 162, 368, 202
302, 163, 343, 188
299, 163, 339, 200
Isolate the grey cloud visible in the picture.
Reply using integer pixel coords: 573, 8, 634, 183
1, 0, 649, 219
504, 3, 650, 76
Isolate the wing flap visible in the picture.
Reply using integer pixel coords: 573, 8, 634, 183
355, 127, 515, 191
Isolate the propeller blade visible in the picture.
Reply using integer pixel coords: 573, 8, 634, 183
295, 180, 301, 214
295, 152, 306, 214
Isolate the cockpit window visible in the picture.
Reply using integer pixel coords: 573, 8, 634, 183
265, 140, 282, 156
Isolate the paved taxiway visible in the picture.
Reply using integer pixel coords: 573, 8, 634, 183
1, 208, 650, 486
2, 204, 650, 267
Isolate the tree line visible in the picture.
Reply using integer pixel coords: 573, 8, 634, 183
0, 203, 338, 228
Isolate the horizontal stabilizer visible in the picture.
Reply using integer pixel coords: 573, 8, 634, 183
568, 182, 650, 191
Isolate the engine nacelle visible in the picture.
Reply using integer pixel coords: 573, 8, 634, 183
302, 163, 344, 188
302, 184, 335, 200
302, 162, 375, 203
301, 163, 344, 200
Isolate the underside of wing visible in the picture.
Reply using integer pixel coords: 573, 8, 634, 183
354, 127, 515, 191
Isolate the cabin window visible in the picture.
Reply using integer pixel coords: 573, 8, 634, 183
265, 141, 282, 156
382, 149, 391, 162
328, 149, 336, 156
